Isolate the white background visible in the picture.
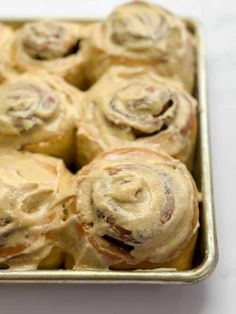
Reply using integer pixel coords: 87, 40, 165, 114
0, 1, 235, 313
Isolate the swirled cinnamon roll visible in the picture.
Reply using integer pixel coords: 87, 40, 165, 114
0, 71, 81, 165
83, 1, 195, 92
66, 146, 199, 270
10, 20, 94, 88
0, 24, 16, 83
0, 150, 75, 269
76, 67, 197, 168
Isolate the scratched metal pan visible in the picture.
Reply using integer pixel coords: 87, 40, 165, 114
0, 18, 218, 284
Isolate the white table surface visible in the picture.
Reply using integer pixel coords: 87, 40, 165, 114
0, 1, 235, 313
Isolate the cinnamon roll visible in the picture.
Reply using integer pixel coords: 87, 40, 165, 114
83, 1, 195, 92
76, 67, 197, 168
0, 24, 16, 83
10, 20, 94, 88
0, 150, 75, 269
66, 146, 199, 270
0, 71, 81, 165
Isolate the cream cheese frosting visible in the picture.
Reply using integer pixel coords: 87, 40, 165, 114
0, 71, 82, 161
10, 20, 96, 87
77, 67, 197, 168
82, 1, 195, 92
66, 146, 199, 269
0, 150, 75, 269
0, 23, 16, 83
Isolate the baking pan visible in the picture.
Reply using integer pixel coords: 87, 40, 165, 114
0, 18, 218, 284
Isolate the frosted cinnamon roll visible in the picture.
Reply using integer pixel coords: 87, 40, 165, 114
11, 20, 94, 88
66, 146, 199, 270
83, 1, 195, 92
0, 71, 81, 165
0, 150, 75, 270
0, 24, 16, 83
76, 67, 197, 168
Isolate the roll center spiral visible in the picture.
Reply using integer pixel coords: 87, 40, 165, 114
111, 10, 168, 50
0, 82, 57, 134
22, 22, 80, 60
106, 82, 177, 135
107, 173, 144, 203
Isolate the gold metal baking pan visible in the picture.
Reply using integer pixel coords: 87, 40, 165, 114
0, 18, 218, 284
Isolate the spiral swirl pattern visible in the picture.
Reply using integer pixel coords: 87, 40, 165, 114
72, 146, 199, 269
83, 1, 195, 92
0, 71, 81, 163
21, 21, 80, 60
12, 20, 94, 87
111, 5, 168, 51
77, 68, 197, 168
0, 82, 57, 135
0, 150, 74, 269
